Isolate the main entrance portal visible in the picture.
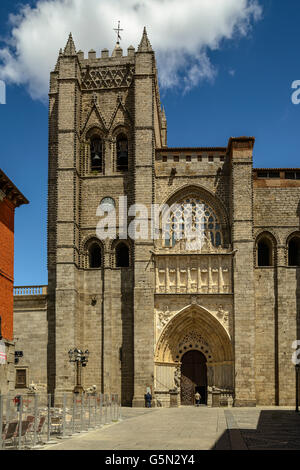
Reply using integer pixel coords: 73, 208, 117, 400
181, 350, 207, 405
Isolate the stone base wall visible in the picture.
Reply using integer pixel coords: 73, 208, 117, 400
13, 294, 48, 392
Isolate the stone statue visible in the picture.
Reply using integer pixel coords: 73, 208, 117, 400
217, 305, 225, 318
217, 305, 229, 325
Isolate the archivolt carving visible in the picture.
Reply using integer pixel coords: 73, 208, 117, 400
155, 304, 233, 364
175, 331, 213, 363
180, 331, 209, 348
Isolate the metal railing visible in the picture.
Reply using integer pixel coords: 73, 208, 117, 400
0, 392, 121, 450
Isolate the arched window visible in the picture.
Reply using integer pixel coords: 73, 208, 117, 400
116, 243, 130, 267
257, 238, 272, 267
116, 134, 128, 171
89, 243, 102, 268
90, 137, 103, 172
288, 236, 300, 266
163, 198, 222, 250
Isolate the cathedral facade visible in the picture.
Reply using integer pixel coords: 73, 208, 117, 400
14, 29, 300, 407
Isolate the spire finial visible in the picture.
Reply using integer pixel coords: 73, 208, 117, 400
63, 32, 76, 55
138, 26, 153, 52
113, 20, 124, 45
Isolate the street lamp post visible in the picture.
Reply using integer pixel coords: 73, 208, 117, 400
68, 348, 90, 394
296, 364, 300, 413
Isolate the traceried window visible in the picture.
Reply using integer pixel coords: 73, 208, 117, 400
163, 198, 222, 250
90, 137, 103, 172
116, 134, 128, 171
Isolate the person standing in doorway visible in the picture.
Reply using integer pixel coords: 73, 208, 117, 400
195, 391, 201, 407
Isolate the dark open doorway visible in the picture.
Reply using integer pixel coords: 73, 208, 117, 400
180, 350, 207, 405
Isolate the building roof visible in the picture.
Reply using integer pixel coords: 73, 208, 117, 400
156, 147, 227, 152
253, 168, 300, 171
0, 169, 29, 207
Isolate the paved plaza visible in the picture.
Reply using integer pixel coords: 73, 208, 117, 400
42, 406, 300, 451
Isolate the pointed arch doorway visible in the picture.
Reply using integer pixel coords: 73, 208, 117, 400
181, 350, 207, 406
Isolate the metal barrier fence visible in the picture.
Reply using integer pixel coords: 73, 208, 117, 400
0, 392, 120, 450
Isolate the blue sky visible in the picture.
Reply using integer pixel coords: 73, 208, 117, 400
0, 0, 300, 285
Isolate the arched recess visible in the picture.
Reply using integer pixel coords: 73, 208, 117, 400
255, 231, 277, 267
112, 126, 131, 173
82, 237, 104, 269
110, 239, 132, 268
159, 185, 231, 249
85, 126, 105, 174
287, 231, 300, 266
154, 304, 234, 393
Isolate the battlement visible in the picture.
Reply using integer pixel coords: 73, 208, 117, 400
155, 148, 227, 177
51, 29, 157, 93
76, 45, 136, 66
57, 27, 152, 68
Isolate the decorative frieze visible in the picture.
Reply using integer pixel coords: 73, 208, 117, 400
81, 65, 135, 90
155, 255, 232, 294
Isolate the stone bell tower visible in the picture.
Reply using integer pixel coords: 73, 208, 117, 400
47, 28, 166, 403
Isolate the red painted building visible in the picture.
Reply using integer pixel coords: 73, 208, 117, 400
0, 169, 28, 392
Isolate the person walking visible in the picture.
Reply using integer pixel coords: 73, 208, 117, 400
195, 391, 201, 407
145, 392, 152, 408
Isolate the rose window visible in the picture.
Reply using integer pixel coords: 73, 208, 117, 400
163, 198, 222, 249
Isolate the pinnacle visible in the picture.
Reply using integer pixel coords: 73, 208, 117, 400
63, 32, 76, 55
112, 43, 123, 57
54, 48, 63, 71
138, 26, 153, 52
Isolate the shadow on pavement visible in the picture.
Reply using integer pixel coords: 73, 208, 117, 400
214, 409, 300, 450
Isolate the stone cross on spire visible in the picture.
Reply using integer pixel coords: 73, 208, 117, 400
113, 21, 124, 45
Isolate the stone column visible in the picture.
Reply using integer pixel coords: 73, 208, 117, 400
51, 36, 82, 392
198, 263, 202, 292
230, 137, 256, 406
165, 258, 170, 293
176, 257, 181, 293
277, 245, 298, 405
132, 31, 155, 406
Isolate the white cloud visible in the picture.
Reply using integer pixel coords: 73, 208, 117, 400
0, 0, 262, 100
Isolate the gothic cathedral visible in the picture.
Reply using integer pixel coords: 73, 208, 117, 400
14, 28, 300, 407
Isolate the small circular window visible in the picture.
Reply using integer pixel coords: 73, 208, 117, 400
100, 197, 115, 213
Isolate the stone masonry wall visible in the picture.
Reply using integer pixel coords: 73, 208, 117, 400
254, 185, 300, 405
13, 295, 48, 391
